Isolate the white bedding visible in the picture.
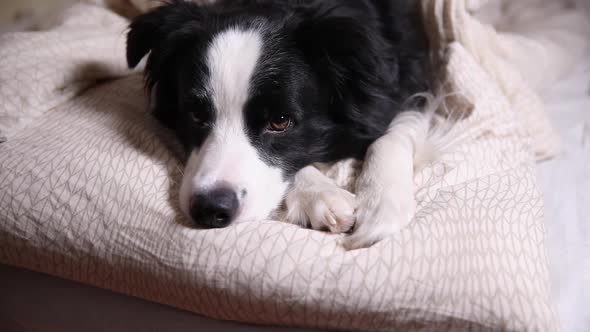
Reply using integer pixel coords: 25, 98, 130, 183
0, 1, 588, 331
539, 58, 590, 332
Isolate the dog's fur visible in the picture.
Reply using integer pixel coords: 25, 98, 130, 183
126, 0, 432, 249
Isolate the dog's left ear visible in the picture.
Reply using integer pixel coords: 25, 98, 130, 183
291, 16, 394, 99
127, 3, 206, 71
126, 2, 207, 128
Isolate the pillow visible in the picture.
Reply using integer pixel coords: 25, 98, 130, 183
0, 2, 564, 331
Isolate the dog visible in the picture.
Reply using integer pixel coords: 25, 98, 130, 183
126, 0, 433, 249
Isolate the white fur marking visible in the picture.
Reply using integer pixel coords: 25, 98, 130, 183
285, 166, 356, 233
282, 94, 458, 249
179, 28, 289, 223
343, 98, 444, 249
207, 28, 262, 114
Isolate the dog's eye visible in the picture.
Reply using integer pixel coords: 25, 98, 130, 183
190, 112, 202, 123
186, 97, 211, 127
189, 112, 208, 127
267, 114, 292, 133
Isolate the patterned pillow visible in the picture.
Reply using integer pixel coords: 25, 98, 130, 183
0, 3, 561, 331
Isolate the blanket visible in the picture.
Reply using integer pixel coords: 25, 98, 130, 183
1, 0, 588, 330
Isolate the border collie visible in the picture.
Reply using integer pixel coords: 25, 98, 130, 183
126, 0, 432, 249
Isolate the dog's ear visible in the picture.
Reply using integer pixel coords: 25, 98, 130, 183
127, 2, 205, 69
291, 15, 394, 100
126, 7, 161, 69
126, 2, 206, 128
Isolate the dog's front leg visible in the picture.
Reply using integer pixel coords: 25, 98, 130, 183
284, 165, 357, 234
343, 111, 431, 250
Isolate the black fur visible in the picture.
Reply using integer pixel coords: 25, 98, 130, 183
127, 0, 430, 176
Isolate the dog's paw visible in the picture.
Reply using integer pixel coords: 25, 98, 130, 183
285, 181, 356, 234
342, 186, 415, 250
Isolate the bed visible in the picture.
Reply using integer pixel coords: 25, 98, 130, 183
1, 0, 588, 331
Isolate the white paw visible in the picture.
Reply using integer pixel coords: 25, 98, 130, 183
285, 183, 356, 234
342, 186, 415, 250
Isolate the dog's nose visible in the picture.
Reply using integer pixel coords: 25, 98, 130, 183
190, 187, 239, 228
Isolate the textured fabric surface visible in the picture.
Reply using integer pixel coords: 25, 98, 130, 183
0, 4, 133, 139
423, 0, 589, 161
1, 0, 587, 330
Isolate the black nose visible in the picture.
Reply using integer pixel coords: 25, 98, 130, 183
190, 187, 239, 228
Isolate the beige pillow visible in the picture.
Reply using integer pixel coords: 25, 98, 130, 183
0, 64, 560, 330
0, 2, 570, 330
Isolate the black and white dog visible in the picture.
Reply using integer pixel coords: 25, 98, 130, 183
126, 0, 433, 249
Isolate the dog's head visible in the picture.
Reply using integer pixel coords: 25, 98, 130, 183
126, 0, 428, 228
